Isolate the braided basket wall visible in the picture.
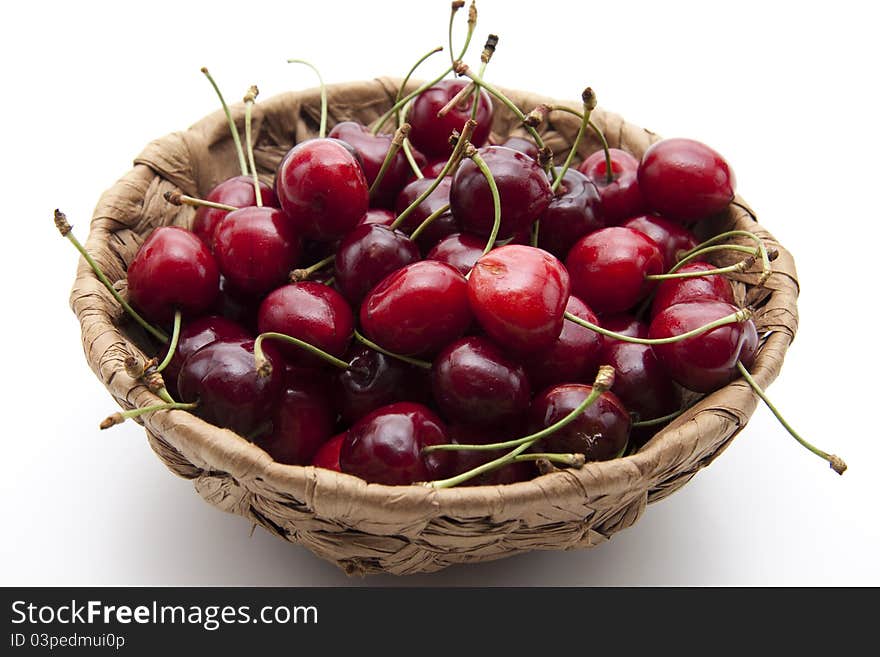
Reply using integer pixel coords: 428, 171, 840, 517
70, 78, 798, 576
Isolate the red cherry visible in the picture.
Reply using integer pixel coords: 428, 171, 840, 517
648, 301, 758, 392
577, 148, 647, 224
621, 214, 699, 270
650, 261, 736, 319
213, 206, 301, 296
311, 433, 345, 471
339, 402, 454, 485
275, 138, 369, 241
536, 167, 604, 259
565, 226, 664, 314
360, 260, 472, 356
450, 146, 552, 239
192, 175, 277, 249
358, 208, 396, 228
447, 425, 535, 486
334, 224, 420, 306
407, 79, 493, 158
600, 314, 649, 340
467, 245, 570, 353
599, 340, 680, 423
214, 276, 260, 332
127, 226, 220, 324
499, 136, 539, 160
257, 282, 354, 367
421, 159, 452, 179
394, 176, 460, 252
638, 138, 736, 222
424, 232, 486, 276
256, 377, 336, 465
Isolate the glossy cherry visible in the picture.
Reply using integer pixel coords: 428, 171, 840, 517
621, 215, 699, 270
358, 208, 396, 228
360, 260, 471, 356
256, 376, 336, 465
213, 206, 301, 296
192, 175, 277, 249
577, 148, 647, 224
431, 336, 531, 428
599, 340, 680, 423
499, 136, 539, 160
600, 314, 649, 340
394, 176, 459, 251
528, 384, 631, 461
450, 146, 552, 239
565, 226, 664, 314
638, 138, 736, 222
127, 226, 220, 324
650, 261, 736, 319
311, 432, 345, 471
536, 167, 603, 260
339, 402, 454, 485
424, 232, 486, 276
275, 138, 369, 241
407, 79, 493, 158
421, 159, 452, 179
334, 224, 420, 305
648, 301, 758, 392
257, 282, 354, 367
468, 245, 570, 353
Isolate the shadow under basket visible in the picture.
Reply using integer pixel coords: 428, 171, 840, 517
70, 77, 798, 576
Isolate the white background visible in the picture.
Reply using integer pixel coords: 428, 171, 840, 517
2, 0, 877, 586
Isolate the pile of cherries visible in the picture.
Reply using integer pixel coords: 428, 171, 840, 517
62, 3, 845, 487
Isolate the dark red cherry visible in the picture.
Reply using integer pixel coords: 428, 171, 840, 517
394, 176, 460, 251
275, 138, 369, 241
565, 226, 664, 314
358, 208, 396, 228
536, 167, 603, 259
177, 339, 283, 436
127, 226, 220, 324
431, 336, 531, 428
599, 340, 680, 423
468, 245, 570, 353
192, 175, 277, 249
650, 261, 736, 319
422, 159, 452, 179
600, 314, 649, 340
311, 432, 345, 471
257, 282, 354, 367
638, 138, 736, 222
648, 301, 758, 392
213, 206, 301, 296
522, 295, 603, 390
500, 136, 539, 160
424, 232, 486, 276
328, 121, 427, 209
577, 148, 647, 224
339, 402, 454, 485
621, 214, 699, 270
450, 146, 552, 239
214, 276, 260, 331
528, 383, 631, 461
256, 377, 336, 465
447, 425, 535, 486
334, 224, 420, 305
360, 260, 471, 356
407, 79, 493, 158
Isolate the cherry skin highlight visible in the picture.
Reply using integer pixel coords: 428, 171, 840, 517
407, 79, 493, 158
311, 433, 345, 471
577, 148, 647, 224
192, 175, 277, 249
424, 232, 486, 276
536, 167, 604, 260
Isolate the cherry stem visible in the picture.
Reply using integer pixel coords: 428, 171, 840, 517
424, 366, 614, 487
513, 453, 586, 467
154, 310, 182, 374
288, 59, 327, 139
100, 401, 198, 430
467, 34, 497, 124
254, 332, 351, 377
242, 86, 262, 207
373, 66, 454, 136
646, 252, 757, 281
564, 308, 752, 345
391, 46, 445, 131
352, 330, 432, 370
465, 144, 502, 256
551, 88, 596, 193
401, 139, 425, 179
126, 355, 176, 404
681, 230, 773, 287
201, 67, 248, 176
549, 105, 613, 184
438, 80, 476, 117
163, 190, 237, 213
54, 210, 168, 344
632, 406, 693, 428
369, 123, 410, 198
460, 0, 478, 60
736, 361, 846, 475
409, 202, 451, 242
289, 254, 335, 282
448, 1, 466, 67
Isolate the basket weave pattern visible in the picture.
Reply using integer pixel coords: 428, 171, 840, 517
71, 78, 799, 575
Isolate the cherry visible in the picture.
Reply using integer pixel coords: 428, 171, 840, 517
424, 232, 486, 276
360, 260, 471, 356
212, 206, 301, 296
339, 402, 454, 485
311, 432, 345, 471
431, 336, 531, 428
394, 176, 459, 251
450, 146, 552, 239
599, 340, 680, 423
499, 136, 539, 160
528, 383, 631, 461
328, 121, 426, 208
422, 159, 452, 178
177, 339, 283, 436
358, 208, 396, 228
192, 176, 276, 249
127, 226, 220, 324
536, 167, 603, 260
521, 295, 603, 391
565, 226, 664, 314
577, 148, 647, 224
257, 282, 353, 367
621, 214, 699, 270
600, 314, 649, 340
447, 425, 535, 486
648, 301, 758, 392
468, 245, 570, 353
256, 376, 336, 465
334, 224, 420, 305
275, 138, 369, 241
407, 79, 493, 158
638, 138, 736, 222
650, 261, 736, 318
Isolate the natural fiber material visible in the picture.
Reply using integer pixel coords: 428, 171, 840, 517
70, 78, 798, 576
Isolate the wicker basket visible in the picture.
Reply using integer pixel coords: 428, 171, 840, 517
70, 78, 798, 576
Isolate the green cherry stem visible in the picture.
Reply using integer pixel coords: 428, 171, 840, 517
401, 139, 425, 179
631, 405, 695, 428
54, 210, 168, 344
646, 252, 758, 281
448, 1, 465, 67
736, 362, 847, 475
369, 123, 410, 198
243, 86, 262, 207
154, 311, 182, 374
548, 105, 613, 183
288, 59, 328, 139
551, 88, 597, 193
459, 0, 478, 60
373, 66, 454, 136
465, 144, 502, 256
352, 330, 433, 370
289, 254, 335, 283
163, 191, 237, 213
390, 45, 445, 131
409, 202, 451, 242
680, 230, 773, 286
513, 453, 586, 467
100, 401, 198, 430
201, 67, 248, 176
253, 332, 351, 377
